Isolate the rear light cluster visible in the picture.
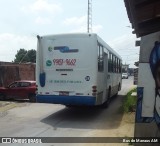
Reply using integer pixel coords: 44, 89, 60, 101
92, 85, 97, 96
35, 85, 38, 94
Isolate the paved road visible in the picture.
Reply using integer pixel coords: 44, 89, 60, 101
0, 76, 135, 146
121, 76, 135, 95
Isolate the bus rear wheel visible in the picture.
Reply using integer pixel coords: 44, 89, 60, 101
118, 83, 121, 91
0, 94, 6, 101
28, 94, 36, 102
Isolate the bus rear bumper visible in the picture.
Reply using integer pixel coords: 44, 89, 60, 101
36, 95, 96, 106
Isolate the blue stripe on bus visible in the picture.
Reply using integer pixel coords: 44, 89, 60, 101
36, 95, 96, 106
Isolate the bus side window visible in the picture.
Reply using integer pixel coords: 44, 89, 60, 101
111, 54, 113, 72
116, 57, 118, 73
117, 59, 120, 73
108, 52, 111, 72
115, 57, 117, 73
119, 60, 122, 73
112, 55, 114, 72
98, 44, 104, 72
118, 59, 121, 73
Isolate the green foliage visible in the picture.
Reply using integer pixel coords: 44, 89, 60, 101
14, 48, 36, 63
27, 49, 36, 63
122, 88, 137, 113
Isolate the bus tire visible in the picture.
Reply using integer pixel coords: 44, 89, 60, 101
65, 105, 73, 108
118, 83, 121, 91
28, 94, 36, 102
0, 93, 6, 101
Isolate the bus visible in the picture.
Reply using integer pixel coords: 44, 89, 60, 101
36, 33, 122, 107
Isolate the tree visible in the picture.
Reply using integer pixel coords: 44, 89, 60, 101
14, 48, 36, 63
27, 49, 36, 63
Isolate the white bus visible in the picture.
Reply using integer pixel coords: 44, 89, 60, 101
36, 33, 122, 107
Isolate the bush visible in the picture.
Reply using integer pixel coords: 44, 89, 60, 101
123, 88, 137, 113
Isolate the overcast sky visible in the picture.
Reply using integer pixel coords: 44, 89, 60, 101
0, 0, 139, 67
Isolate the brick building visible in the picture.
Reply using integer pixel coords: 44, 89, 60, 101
0, 62, 35, 87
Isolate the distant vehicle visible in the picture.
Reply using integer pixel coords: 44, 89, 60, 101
122, 73, 128, 79
0, 80, 36, 102
36, 33, 122, 107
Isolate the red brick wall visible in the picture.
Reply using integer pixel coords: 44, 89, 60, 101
0, 63, 35, 87
19, 64, 35, 81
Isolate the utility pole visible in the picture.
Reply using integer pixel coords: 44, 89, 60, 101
19, 51, 28, 64
87, 0, 92, 33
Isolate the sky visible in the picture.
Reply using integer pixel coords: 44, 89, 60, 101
0, 0, 139, 68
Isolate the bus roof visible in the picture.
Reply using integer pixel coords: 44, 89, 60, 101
41, 32, 96, 39
40, 33, 122, 60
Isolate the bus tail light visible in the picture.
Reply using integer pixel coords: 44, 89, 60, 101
92, 85, 97, 96
35, 85, 38, 94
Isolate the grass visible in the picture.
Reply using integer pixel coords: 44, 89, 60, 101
122, 88, 137, 113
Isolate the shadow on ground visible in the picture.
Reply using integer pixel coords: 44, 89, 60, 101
41, 95, 125, 130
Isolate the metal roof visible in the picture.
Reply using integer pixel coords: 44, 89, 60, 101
124, 0, 160, 37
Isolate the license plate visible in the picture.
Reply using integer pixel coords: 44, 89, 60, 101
59, 91, 69, 96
